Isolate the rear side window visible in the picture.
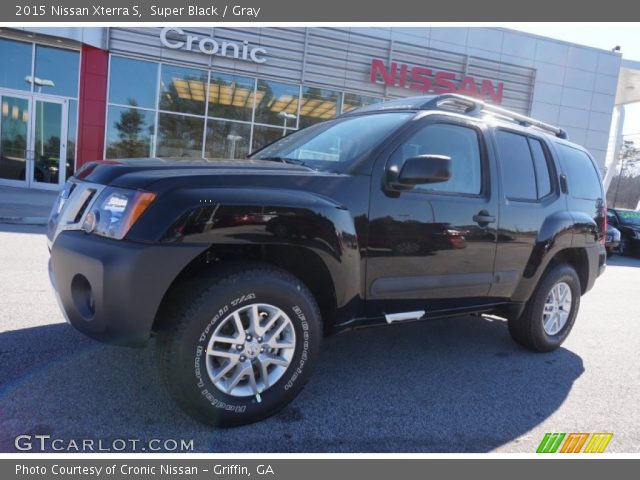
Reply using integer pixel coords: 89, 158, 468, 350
495, 131, 553, 201
529, 139, 552, 198
556, 144, 603, 200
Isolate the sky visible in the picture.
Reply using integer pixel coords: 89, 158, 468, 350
512, 25, 640, 139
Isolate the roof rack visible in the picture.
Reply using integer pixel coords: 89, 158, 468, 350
424, 94, 568, 139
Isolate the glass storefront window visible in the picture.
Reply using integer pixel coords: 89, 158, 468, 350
159, 64, 208, 116
205, 120, 251, 159
208, 73, 256, 122
156, 112, 204, 158
66, 99, 77, 178
0, 38, 32, 91
105, 106, 155, 159
0, 96, 29, 181
33, 45, 79, 98
342, 93, 382, 113
252, 124, 295, 152
299, 87, 341, 129
109, 56, 158, 109
254, 80, 300, 127
104, 55, 391, 164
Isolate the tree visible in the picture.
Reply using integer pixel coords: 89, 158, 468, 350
607, 139, 640, 209
106, 100, 152, 158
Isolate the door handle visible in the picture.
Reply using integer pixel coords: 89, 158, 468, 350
473, 210, 496, 225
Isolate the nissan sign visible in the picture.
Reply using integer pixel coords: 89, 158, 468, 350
370, 59, 504, 104
160, 27, 267, 64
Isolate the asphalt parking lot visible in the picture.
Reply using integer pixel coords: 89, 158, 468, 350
1, 224, 639, 453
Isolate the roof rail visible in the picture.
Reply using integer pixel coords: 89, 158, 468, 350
425, 94, 568, 139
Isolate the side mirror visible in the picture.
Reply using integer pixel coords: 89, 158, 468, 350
387, 154, 451, 190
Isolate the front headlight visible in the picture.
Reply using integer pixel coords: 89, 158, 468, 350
82, 187, 156, 240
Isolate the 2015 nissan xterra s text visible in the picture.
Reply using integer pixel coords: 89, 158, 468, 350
47, 94, 607, 426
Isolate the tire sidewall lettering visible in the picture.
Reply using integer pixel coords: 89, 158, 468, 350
192, 291, 311, 412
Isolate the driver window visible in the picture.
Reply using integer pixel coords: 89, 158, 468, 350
395, 123, 483, 195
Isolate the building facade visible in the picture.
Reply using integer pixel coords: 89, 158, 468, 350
0, 26, 623, 190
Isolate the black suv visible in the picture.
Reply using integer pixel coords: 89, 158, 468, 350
47, 94, 607, 426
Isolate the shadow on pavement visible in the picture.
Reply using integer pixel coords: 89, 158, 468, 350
606, 253, 640, 267
0, 315, 583, 452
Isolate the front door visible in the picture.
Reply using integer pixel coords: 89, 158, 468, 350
0, 92, 68, 189
366, 115, 499, 317
29, 96, 68, 190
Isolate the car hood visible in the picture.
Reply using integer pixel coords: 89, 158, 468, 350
74, 157, 319, 189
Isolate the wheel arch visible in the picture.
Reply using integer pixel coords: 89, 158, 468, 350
152, 243, 348, 336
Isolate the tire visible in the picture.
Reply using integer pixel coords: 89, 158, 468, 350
606, 248, 614, 258
618, 236, 630, 256
156, 264, 322, 427
508, 264, 581, 352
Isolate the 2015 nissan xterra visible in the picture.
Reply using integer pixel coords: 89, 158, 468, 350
47, 94, 607, 426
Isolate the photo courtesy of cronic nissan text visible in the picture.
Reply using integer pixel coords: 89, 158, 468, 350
0, 1, 639, 475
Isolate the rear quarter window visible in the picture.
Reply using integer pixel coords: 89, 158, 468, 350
556, 144, 603, 200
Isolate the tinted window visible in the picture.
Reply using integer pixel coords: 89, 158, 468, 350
109, 56, 158, 109
396, 123, 482, 195
159, 64, 208, 115
496, 131, 537, 200
208, 73, 255, 122
0, 38, 32, 91
529, 139, 552, 198
34, 46, 79, 98
299, 87, 341, 129
556, 144, 602, 200
105, 106, 155, 159
205, 119, 251, 159
252, 124, 296, 152
254, 79, 300, 127
342, 93, 383, 113
616, 210, 640, 227
156, 113, 204, 158
253, 112, 412, 164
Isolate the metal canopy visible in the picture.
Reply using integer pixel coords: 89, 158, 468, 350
616, 59, 640, 106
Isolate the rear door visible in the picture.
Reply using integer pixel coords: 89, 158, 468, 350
490, 129, 563, 300
366, 114, 499, 317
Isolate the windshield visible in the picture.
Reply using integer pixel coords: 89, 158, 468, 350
617, 210, 640, 226
250, 112, 413, 168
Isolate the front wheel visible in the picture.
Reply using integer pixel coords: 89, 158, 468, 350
618, 236, 631, 256
508, 264, 581, 352
156, 265, 322, 427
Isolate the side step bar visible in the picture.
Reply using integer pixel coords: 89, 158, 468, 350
384, 310, 426, 324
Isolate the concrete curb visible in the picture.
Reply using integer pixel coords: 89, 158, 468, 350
0, 216, 48, 226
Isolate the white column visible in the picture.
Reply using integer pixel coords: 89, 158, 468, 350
603, 104, 625, 194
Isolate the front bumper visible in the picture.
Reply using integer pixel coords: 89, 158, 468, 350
49, 231, 206, 346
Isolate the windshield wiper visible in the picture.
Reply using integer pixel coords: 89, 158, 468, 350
255, 156, 306, 166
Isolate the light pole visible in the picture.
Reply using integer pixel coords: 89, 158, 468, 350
226, 134, 244, 159
278, 111, 296, 135
24, 75, 55, 159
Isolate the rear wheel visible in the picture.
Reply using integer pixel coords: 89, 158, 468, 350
156, 264, 322, 427
508, 264, 581, 352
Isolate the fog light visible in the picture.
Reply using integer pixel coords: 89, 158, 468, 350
82, 211, 98, 234
71, 274, 95, 320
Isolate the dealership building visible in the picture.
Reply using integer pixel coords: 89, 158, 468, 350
0, 26, 637, 191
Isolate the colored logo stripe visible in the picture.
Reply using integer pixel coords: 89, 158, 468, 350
537, 433, 613, 453
537, 433, 566, 453
583, 433, 613, 453
560, 433, 590, 453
